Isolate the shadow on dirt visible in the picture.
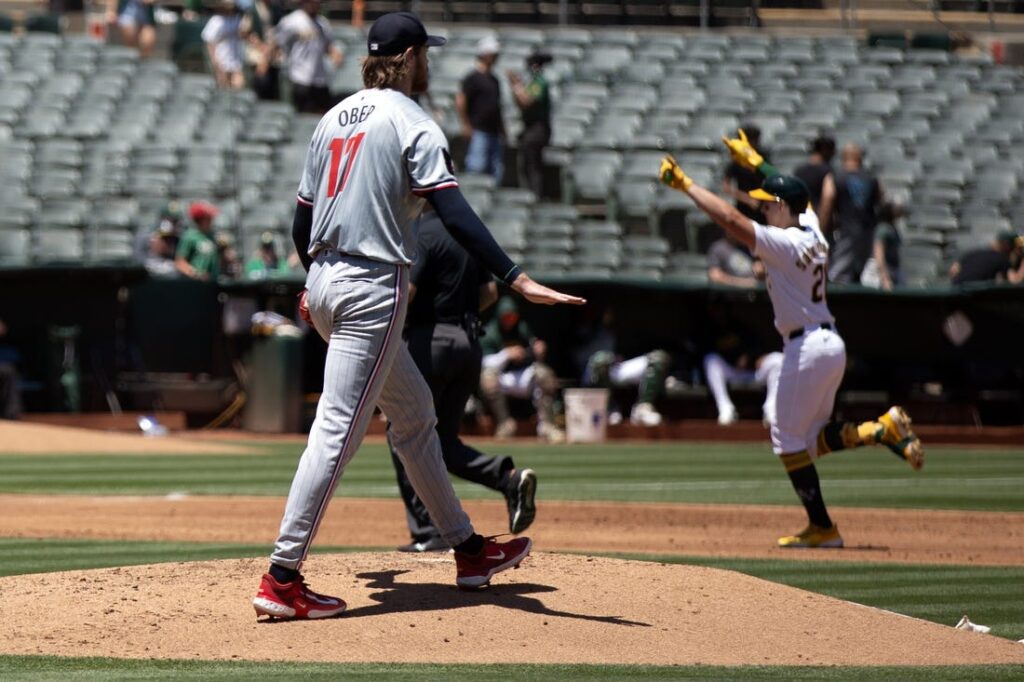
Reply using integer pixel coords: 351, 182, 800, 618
335, 570, 651, 627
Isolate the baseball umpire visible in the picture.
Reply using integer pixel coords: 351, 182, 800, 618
390, 210, 538, 552
659, 131, 924, 549
253, 11, 584, 620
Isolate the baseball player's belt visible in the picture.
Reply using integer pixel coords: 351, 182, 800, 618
787, 322, 833, 341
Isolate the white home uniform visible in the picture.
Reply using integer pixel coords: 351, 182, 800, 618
271, 88, 473, 570
753, 210, 846, 458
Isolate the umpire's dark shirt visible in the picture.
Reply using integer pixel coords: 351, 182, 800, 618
407, 214, 492, 327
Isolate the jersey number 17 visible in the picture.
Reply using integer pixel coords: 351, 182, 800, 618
326, 133, 366, 198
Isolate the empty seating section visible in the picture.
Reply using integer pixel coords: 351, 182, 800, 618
0, 29, 1022, 284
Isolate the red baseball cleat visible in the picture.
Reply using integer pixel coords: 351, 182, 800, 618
455, 536, 532, 589
252, 573, 347, 620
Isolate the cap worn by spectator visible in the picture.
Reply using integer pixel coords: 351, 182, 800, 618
260, 231, 276, 248
476, 36, 500, 57
995, 230, 1020, 249
367, 11, 446, 56
189, 201, 220, 222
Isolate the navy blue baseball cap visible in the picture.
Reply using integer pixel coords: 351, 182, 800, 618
367, 12, 446, 56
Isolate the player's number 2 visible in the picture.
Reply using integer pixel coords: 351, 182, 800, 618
326, 133, 366, 198
811, 264, 825, 303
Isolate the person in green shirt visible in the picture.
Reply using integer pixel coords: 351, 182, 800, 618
245, 231, 292, 279
507, 52, 552, 198
175, 201, 221, 281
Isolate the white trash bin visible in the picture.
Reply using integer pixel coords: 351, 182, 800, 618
563, 388, 609, 443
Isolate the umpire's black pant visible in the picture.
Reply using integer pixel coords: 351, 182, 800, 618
389, 323, 514, 541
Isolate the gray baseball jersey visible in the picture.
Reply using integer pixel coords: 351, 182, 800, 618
298, 88, 458, 265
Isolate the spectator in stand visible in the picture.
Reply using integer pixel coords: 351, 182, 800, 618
175, 201, 221, 281
143, 220, 182, 277
245, 231, 292, 279
507, 51, 553, 198
861, 222, 903, 290
721, 125, 769, 223
216, 232, 242, 280
0, 319, 21, 420
134, 202, 182, 262
456, 37, 505, 183
707, 232, 766, 288
243, 0, 287, 100
273, 0, 343, 114
203, 0, 247, 90
794, 135, 837, 232
829, 143, 885, 284
479, 296, 563, 442
950, 231, 1024, 284
106, 0, 156, 59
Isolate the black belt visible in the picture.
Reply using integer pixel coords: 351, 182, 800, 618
787, 323, 833, 341
435, 314, 482, 340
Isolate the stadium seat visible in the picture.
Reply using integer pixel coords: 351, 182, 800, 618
0, 228, 30, 266
33, 227, 83, 263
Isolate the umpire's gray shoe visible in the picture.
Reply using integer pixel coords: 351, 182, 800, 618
507, 468, 538, 534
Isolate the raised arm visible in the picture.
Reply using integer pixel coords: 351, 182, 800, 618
660, 156, 756, 251
723, 129, 779, 179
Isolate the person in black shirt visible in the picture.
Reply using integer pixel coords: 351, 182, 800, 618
793, 135, 836, 232
721, 125, 769, 222
829, 144, 884, 284
949, 231, 1024, 284
456, 36, 506, 182
389, 211, 538, 552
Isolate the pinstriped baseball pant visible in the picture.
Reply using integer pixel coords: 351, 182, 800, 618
271, 251, 475, 569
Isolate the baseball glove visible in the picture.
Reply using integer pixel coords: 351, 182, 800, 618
659, 155, 693, 192
722, 129, 764, 171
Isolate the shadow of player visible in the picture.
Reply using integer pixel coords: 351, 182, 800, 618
338, 570, 650, 627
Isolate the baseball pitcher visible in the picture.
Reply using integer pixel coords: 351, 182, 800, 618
253, 12, 584, 620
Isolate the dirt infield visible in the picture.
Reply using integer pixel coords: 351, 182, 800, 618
2, 423, 1022, 667
0, 422, 250, 455
3, 494, 1022, 566
1, 553, 1023, 666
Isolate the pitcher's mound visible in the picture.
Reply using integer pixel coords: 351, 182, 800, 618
2, 553, 1021, 666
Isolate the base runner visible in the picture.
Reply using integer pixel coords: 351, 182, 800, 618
658, 131, 923, 549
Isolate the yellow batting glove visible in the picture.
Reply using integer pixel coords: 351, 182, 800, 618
722, 128, 764, 171
659, 155, 693, 192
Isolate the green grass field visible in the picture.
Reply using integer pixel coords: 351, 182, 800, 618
1, 439, 1022, 679
1, 440, 1022, 510
2, 656, 1023, 682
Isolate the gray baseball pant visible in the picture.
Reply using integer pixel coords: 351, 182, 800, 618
271, 251, 475, 569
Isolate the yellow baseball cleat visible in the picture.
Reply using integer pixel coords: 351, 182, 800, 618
778, 524, 844, 548
878, 406, 924, 471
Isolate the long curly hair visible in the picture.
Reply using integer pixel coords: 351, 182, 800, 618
361, 50, 414, 89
